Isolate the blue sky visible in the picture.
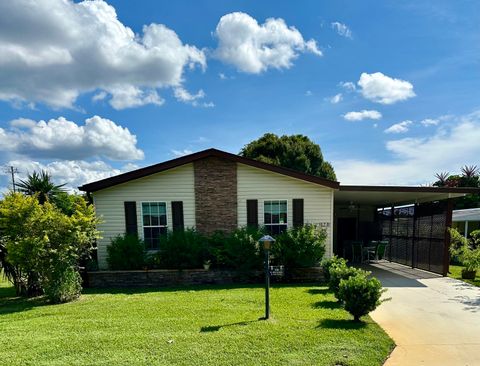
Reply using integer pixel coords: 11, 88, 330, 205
0, 0, 479, 191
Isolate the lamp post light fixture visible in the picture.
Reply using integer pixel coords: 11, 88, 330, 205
259, 235, 275, 320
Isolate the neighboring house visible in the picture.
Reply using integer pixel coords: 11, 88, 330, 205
452, 208, 480, 238
79, 149, 479, 274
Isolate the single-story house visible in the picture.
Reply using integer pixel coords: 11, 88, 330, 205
79, 148, 479, 275
452, 208, 480, 238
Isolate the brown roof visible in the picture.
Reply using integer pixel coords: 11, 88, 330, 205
78, 148, 340, 192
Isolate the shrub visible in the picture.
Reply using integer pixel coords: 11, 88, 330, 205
157, 229, 208, 269
471, 230, 480, 248
272, 224, 327, 269
221, 227, 264, 272
321, 255, 347, 281
107, 234, 146, 270
0, 193, 100, 302
42, 266, 82, 303
338, 273, 387, 322
449, 228, 480, 273
329, 263, 361, 300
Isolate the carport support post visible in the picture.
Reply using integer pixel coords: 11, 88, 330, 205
442, 199, 453, 276
412, 203, 418, 269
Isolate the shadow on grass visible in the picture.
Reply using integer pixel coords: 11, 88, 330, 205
317, 318, 367, 330
0, 295, 49, 316
200, 319, 260, 333
306, 288, 329, 295
312, 300, 341, 310
0, 285, 16, 299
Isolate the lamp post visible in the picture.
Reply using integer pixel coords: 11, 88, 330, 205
259, 235, 275, 320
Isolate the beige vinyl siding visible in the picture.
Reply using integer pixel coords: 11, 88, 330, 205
92, 164, 195, 269
237, 163, 334, 257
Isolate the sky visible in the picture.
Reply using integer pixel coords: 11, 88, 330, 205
0, 0, 479, 192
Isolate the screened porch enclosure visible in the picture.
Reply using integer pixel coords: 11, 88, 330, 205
333, 186, 470, 276
377, 201, 452, 275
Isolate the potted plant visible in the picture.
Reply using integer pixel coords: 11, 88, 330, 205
203, 260, 211, 270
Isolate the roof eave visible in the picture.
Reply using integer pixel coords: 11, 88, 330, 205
78, 148, 340, 192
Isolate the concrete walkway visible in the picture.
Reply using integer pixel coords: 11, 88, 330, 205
366, 262, 480, 366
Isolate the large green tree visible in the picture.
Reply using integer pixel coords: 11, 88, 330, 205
240, 133, 337, 181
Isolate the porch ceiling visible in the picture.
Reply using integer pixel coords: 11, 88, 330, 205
335, 185, 479, 207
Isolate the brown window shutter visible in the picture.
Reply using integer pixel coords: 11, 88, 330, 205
171, 201, 184, 231
246, 199, 258, 228
124, 201, 138, 236
292, 199, 304, 227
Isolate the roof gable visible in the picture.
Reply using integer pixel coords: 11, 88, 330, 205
78, 148, 340, 192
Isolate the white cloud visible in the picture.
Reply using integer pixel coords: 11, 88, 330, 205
420, 115, 452, 127
0, 115, 143, 161
108, 86, 164, 110
214, 12, 321, 74
331, 22, 352, 39
334, 111, 480, 185
343, 110, 382, 121
9, 118, 36, 128
92, 91, 108, 103
358, 72, 416, 104
339, 81, 356, 91
173, 87, 215, 108
172, 149, 193, 157
6, 159, 133, 192
421, 118, 440, 126
305, 90, 313, 96
328, 93, 343, 104
384, 120, 413, 134
0, 0, 206, 109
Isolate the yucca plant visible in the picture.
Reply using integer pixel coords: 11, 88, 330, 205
15, 170, 66, 204
434, 172, 449, 187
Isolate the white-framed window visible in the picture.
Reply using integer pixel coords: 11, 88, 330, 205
142, 202, 167, 250
264, 200, 288, 235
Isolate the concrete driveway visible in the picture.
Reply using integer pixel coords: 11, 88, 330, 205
366, 262, 480, 366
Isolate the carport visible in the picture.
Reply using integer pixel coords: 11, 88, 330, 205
334, 185, 480, 276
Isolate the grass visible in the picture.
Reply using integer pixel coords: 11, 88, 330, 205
449, 265, 480, 287
0, 276, 394, 366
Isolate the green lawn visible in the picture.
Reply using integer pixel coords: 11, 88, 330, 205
0, 276, 394, 366
449, 265, 480, 287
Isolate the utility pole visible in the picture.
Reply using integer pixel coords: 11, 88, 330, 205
3, 165, 18, 192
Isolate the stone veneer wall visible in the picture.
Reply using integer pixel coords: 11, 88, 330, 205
87, 268, 324, 288
194, 157, 237, 234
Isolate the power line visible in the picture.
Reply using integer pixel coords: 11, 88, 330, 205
2, 165, 19, 193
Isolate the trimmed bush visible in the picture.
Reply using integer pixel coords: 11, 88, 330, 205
43, 266, 82, 303
157, 229, 208, 269
272, 224, 327, 269
338, 273, 387, 322
328, 263, 361, 299
321, 255, 347, 281
221, 227, 264, 272
107, 234, 146, 270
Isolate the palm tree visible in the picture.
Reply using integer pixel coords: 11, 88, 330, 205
434, 172, 449, 187
461, 165, 478, 178
15, 170, 66, 204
